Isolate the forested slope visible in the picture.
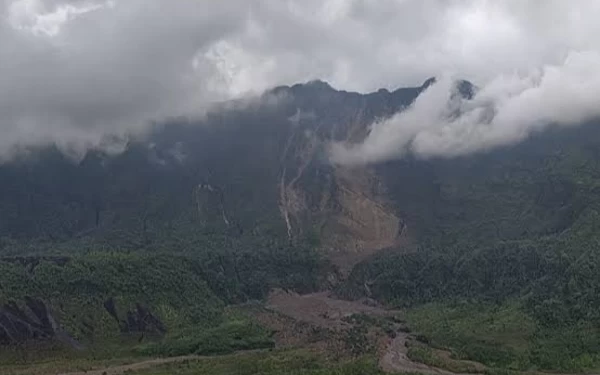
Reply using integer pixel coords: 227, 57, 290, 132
339, 121, 600, 371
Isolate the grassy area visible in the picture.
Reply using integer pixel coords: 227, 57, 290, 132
0, 308, 275, 374
407, 302, 534, 358
1, 348, 387, 375
0, 350, 147, 375
135, 317, 275, 357
122, 349, 385, 375
406, 301, 600, 373
407, 345, 482, 374
0, 334, 157, 373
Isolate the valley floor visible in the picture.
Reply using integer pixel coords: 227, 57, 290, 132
6, 291, 600, 375
58, 355, 203, 375
10, 291, 485, 375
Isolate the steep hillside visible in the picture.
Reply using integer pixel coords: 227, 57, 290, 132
338, 122, 600, 371
4, 78, 600, 372
0, 79, 432, 267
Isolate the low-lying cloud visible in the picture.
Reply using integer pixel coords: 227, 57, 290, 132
330, 51, 600, 164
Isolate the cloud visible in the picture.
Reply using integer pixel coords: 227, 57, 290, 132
3, 0, 600, 161
0, 0, 250, 160
331, 51, 600, 164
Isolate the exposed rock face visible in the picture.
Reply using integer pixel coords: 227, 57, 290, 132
322, 167, 407, 275
272, 81, 425, 274
0, 297, 81, 349
0, 257, 82, 347
0, 297, 166, 347
104, 298, 166, 335
277, 142, 407, 274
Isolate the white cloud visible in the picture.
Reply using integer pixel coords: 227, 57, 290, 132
7, 0, 112, 37
331, 51, 600, 164
2, 0, 600, 160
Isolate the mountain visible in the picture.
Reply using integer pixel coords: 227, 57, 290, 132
0, 78, 436, 266
3, 78, 600, 372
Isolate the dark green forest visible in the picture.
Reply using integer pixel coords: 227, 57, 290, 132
339, 122, 600, 371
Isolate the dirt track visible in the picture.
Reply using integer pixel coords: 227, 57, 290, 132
57, 355, 201, 375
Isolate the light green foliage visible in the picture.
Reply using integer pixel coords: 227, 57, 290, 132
0, 247, 328, 345
407, 303, 533, 369
406, 345, 481, 374
0, 253, 224, 342
135, 318, 275, 357
407, 302, 600, 372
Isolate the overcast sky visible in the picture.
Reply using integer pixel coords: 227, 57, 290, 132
2, 0, 600, 161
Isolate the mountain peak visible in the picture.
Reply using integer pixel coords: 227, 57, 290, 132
290, 79, 336, 93
456, 79, 476, 99
268, 79, 337, 98
304, 79, 334, 90
421, 77, 437, 89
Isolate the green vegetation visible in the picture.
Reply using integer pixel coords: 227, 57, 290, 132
341, 237, 600, 371
0, 246, 327, 370
0, 104, 334, 360
1, 356, 144, 375
334, 124, 600, 372
0, 253, 223, 340
122, 350, 384, 375
407, 303, 533, 369
404, 302, 600, 372
406, 345, 481, 374
136, 318, 275, 357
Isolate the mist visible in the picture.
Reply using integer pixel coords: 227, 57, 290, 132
330, 51, 600, 164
